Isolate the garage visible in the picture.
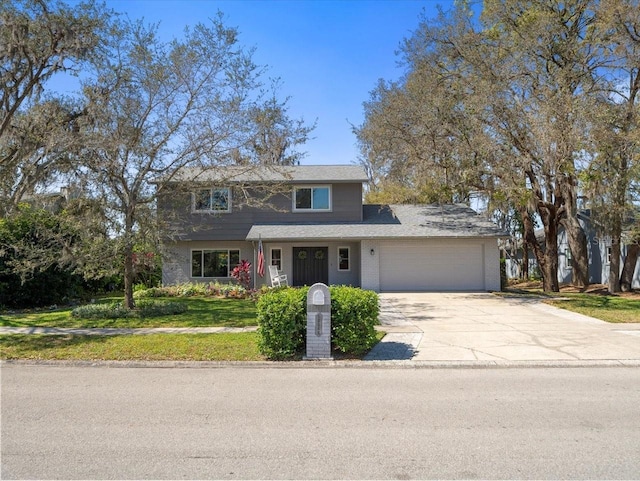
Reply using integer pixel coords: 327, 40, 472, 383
378, 239, 486, 291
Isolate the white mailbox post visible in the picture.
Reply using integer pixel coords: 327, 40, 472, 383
305, 283, 332, 359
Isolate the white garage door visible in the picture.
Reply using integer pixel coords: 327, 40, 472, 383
379, 240, 485, 291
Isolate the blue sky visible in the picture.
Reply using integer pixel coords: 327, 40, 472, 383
94, 0, 457, 165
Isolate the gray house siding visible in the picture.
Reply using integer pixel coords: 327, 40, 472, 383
505, 216, 639, 288
256, 241, 361, 288
159, 183, 363, 242
162, 240, 361, 288
556, 227, 602, 284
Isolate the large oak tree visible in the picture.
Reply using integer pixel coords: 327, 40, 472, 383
357, 0, 638, 292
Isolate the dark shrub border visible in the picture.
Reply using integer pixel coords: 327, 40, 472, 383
256, 286, 379, 360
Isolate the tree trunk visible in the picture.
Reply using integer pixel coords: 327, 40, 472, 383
522, 238, 529, 280
609, 239, 621, 293
560, 181, 589, 289
123, 246, 135, 310
563, 218, 590, 289
123, 209, 136, 310
521, 208, 559, 292
620, 243, 639, 292
608, 214, 622, 292
541, 229, 560, 293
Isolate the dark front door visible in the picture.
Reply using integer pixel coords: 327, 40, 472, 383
293, 247, 329, 286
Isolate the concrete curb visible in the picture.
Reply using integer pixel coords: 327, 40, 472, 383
3, 359, 640, 369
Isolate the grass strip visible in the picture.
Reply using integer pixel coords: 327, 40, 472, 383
545, 295, 640, 323
0, 332, 387, 361
0, 333, 265, 361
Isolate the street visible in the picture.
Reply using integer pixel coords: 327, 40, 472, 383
2, 363, 639, 480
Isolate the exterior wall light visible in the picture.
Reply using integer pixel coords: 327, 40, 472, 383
370, 248, 375, 256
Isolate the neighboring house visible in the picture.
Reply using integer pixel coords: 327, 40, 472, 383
504, 210, 640, 288
159, 165, 507, 292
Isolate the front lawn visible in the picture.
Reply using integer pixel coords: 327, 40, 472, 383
0, 290, 387, 361
545, 295, 640, 323
0, 297, 257, 329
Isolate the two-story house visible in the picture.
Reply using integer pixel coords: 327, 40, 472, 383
159, 165, 506, 291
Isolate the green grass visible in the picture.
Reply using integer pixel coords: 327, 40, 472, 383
545, 295, 640, 323
0, 332, 387, 361
0, 333, 265, 361
0, 297, 257, 328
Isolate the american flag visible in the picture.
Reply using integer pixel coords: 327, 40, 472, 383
257, 237, 265, 278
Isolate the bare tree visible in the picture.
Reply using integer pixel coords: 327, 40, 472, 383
77, 15, 271, 309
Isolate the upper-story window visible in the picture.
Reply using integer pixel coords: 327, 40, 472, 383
293, 185, 331, 212
193, 187, 231, 213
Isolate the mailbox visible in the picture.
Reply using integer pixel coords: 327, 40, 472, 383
312, 290, 325, 306
305, 283, 332, 359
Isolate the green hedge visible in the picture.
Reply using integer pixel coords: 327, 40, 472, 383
256, 287, 308, 360
330, 286, 379, 355
256, 286, 379, 360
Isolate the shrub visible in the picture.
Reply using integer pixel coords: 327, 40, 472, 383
256, 285, 379, 359
134, 299, 188, 317
256, 287, 308, 360
134, 286, 169, 298
72, 300, 187, 319
71, 302, 130, 319
231, 260, 252, 290
330, 286, 379, 355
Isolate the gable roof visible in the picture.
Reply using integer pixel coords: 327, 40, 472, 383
168, 165, 368, 184
246, 204, 508, 241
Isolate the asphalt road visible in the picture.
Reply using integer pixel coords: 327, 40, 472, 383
2, 363, 640, 480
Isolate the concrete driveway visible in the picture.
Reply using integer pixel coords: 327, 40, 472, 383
369, 292, 640, 362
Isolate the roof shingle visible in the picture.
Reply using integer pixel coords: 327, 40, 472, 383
246, 204, 508, 241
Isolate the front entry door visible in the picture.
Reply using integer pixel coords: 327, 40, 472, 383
292, 247, 329, 286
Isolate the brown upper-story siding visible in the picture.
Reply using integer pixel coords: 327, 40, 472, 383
158, 182, 364, 241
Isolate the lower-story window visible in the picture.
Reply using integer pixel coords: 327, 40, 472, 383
271, 248, 282, 270
338, 247, 350, 271
192, 249, 240, 277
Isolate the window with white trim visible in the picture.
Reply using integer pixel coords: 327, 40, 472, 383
193, 187, 231, 213
338, 247, 350, 271
270, 248, 282, 270
565, 248, 572, 269
191, 249, 240, 277
293, 185, 331, 211
606, 246, 612, 265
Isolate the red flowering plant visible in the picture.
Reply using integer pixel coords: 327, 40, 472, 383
231, 259, 252, 290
